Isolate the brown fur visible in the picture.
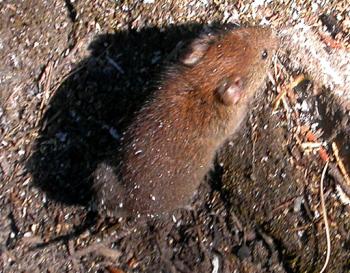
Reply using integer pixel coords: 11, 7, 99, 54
94, 26, 279, 218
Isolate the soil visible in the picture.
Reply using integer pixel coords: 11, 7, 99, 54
1, 1, 350, 273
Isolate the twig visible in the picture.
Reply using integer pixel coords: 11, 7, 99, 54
73, 229, 132, 259
74, 240, 119, 259
301, 142, 323, 149
281, 95, 292, 114
332, 142, 350, 187
35, 60, 54, 127
327, 163, 350, 197
229, 210, 243, 232
305, 130, 329, 162
256, 227, 275, 253
319, 161, 331, 273
106, 56, 125, 74
68, 239, 81, 273
267, 70, 276, 86
271, 196, 297, 214
34, 37, 88, 129
336, 185, 350, 205
289, 223, 313, 233
272, 84, 287, 112
272, 74, 305, 112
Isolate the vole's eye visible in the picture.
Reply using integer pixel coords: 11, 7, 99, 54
261, 49, 268, 60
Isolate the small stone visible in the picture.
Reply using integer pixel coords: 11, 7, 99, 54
31, 224, 38, 233
237, 244, 251, 259
23, 231, 32, 238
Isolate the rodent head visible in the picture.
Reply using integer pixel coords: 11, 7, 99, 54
181, 27, 279, 107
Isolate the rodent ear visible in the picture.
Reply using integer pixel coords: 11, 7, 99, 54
181, 34, 214, 66
217, 77, 244, 106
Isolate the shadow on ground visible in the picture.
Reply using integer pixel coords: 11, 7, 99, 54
26, 23, 215, 207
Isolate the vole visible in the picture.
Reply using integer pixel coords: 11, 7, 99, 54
94, 26, 279, 219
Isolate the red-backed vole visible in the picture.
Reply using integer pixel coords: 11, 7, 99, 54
94, 26, 279, 218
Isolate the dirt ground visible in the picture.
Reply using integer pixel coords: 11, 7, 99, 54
1, 1, 350, 272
